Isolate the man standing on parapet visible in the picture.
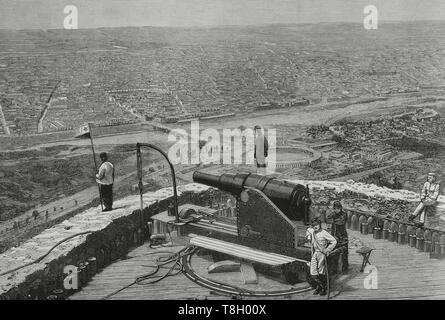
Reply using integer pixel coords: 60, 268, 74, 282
254, 125, 269, 175
306, 217, 337, 296
96, 152, 115, 212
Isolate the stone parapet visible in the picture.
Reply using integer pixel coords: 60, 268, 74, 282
0, 183, 211, 300
1, 178, 443, 299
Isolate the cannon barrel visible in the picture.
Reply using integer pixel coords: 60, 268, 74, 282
193, 171, 308, 220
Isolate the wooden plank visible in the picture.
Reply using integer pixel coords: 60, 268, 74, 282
190, 235, 304, 265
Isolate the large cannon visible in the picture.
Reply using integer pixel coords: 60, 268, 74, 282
193, 171, 311, 222
189, 171, 342, 285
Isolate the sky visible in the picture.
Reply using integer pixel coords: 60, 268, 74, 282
0, 0, 444, 30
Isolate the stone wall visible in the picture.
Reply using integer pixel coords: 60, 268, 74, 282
1, 178, 443, 299
289, 179, 445, 230
0, 183, 212, 300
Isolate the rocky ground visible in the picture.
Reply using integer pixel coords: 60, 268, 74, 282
291, 179, 445, 230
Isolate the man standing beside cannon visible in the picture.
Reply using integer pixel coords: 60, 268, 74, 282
326, 201, 349, 271
306, 217, 337, 296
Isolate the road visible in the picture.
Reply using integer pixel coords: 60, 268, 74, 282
330, 164, 398, 182
0, 151, 169, 242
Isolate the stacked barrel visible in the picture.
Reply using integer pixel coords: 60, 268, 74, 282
345, 208, 445, 259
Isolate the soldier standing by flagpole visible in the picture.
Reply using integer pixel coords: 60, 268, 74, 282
75, 123, 104, 211
87, 123, 104, 211
96, 152, 114, 212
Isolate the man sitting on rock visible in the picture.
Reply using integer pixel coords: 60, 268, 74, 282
408, 172, 440, 227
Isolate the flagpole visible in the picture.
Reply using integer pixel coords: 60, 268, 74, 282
88, 122, 104, 211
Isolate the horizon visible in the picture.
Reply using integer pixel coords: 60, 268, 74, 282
1, 19, 444, 33
1, 0, 444, 30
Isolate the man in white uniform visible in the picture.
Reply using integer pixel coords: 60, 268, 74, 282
306, 217, 337, 296
96, 152, 115, 212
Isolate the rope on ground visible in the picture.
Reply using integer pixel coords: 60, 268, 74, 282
100, 246, 195, 300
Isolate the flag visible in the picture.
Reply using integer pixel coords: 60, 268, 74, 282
74, 123, 90, 138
